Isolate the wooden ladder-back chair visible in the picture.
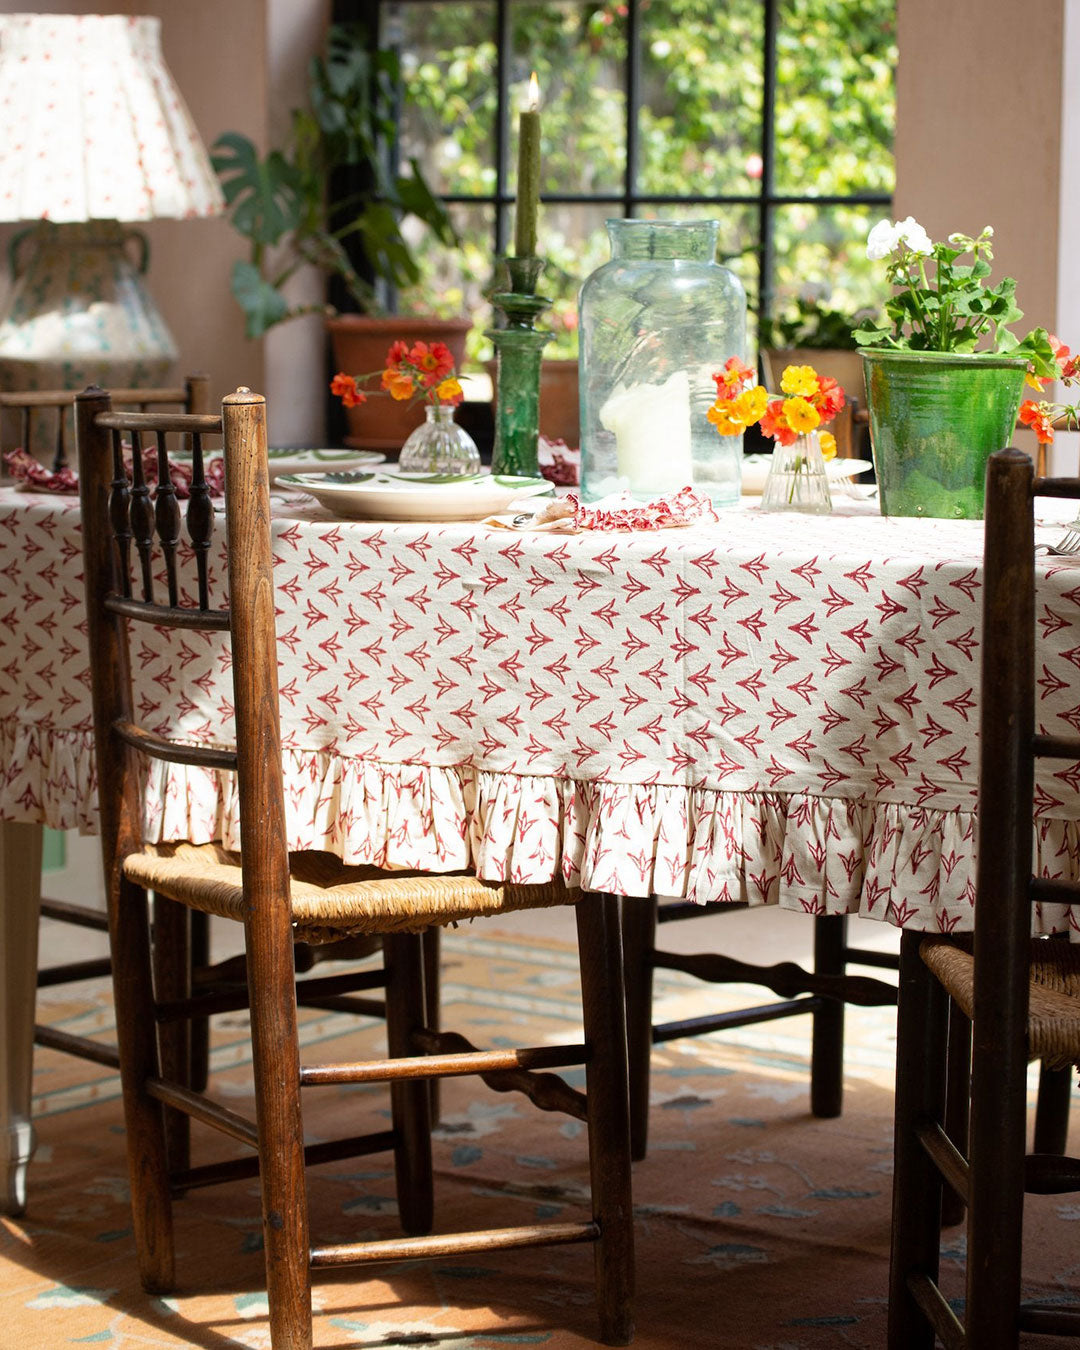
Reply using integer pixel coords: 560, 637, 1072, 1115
0, 376, 209, 473
888, 446, 1080, 1348
74, 385, 634, 1350
0, 377, 214, 1214
1, 377, 425, 1183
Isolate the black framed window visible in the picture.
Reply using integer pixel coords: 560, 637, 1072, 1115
346, 0, 896, 360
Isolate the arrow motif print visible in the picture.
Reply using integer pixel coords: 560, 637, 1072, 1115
2, 490, 1080, 931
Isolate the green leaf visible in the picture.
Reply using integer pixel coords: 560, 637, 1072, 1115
211, 133, 304, 247
396, 162, 458, 244
1012, 326, 1059, 378
230, 261, 290, 339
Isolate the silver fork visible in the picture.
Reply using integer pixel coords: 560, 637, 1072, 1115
1041, 522, 1080, 555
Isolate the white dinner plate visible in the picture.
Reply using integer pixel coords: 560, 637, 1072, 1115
741, 455, 874, 496
173, 446, 386, 483
276, 470, 554, 521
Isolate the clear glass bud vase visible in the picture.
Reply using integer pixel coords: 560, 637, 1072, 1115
760, 432, 833, 514
398, 404, 480, 474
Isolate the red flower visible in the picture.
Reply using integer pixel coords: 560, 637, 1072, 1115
761, 398, 798, 446
384, 340, 410, 370
713, 356, 755, 395
810, 375, 846, 422
1019, 399, 1055, 445
329, 372, 366, 409
408, 341, 455, 388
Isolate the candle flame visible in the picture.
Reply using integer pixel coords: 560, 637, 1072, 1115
527, 71, 540, 111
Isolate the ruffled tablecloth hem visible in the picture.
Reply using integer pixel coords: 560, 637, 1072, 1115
4, 720, 1077, 933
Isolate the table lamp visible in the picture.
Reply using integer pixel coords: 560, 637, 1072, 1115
0, 13, 224, 395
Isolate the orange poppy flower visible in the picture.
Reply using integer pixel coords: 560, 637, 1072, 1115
381, 368, 415, 401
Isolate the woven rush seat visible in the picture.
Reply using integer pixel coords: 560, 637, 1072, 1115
921, 935, 1080, 1072
124, 842, 578, 940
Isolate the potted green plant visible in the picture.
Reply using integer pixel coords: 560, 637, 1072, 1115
212, 21, 470, 450
854, 218, 1059, 519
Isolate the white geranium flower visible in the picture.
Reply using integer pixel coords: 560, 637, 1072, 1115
866, 218, 898, 260
894, 216, 933, 255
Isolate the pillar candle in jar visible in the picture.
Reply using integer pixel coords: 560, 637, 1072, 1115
513, 72, 541, 258
599, 371, 693, 495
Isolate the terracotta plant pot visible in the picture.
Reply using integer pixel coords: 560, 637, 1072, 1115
326, 314, 471, 453
538, 358, 581, 449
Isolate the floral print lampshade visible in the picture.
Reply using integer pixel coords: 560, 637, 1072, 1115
0, 13, 224, 223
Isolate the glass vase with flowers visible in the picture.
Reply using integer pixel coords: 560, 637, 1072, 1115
331, 340, 479, 474
707, 359, 845, 513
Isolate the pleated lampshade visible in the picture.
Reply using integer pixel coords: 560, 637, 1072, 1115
0, 12, 223, 223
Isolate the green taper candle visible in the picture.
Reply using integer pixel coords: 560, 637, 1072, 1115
513, 72, 541, 258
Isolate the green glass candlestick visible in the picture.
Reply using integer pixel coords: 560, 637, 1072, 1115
488, 256, 552, 477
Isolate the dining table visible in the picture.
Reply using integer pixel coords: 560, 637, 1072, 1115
3, 477, 1080, 1213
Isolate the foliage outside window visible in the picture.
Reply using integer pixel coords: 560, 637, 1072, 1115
371, 0, 895, 365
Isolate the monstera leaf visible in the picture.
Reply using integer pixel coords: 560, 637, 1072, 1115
212, 133, 305, 249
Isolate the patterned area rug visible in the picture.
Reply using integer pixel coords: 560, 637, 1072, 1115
4, 930, 1076, 1348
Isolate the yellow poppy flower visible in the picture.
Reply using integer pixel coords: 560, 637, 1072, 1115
733, 385, 768, 423
782, 397, 821, 433
818, 431, 837, 461
780, 365, 818, 398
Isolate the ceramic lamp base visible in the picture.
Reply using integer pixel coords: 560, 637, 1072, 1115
0, 221, 177, 390
0, 221, 177, 459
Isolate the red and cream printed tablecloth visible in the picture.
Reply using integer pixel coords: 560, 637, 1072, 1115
3, 484, 1080, 933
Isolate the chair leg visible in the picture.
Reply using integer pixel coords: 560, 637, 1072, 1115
1032, 934, 1073, 1156
244, 915, 312, 1349
578, 894, 635, 1347
384, 930, 434, 1237
887, 931, 949, 1350
965, 983, 1028, 1346
1033, 1061, 1072, 1155
940, 1006, 971, 1228
189, 909, 210, 1093
421, 927, 440, 1124
621, 896, 656, 1163
151, 893, 191, 1178
109, 878, 175, 1294
809, 914, 845, 1117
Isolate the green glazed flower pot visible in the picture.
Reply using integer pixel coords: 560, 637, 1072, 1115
861, 348, 1028, 519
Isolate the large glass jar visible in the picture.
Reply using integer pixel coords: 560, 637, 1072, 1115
578, 219, 747, 504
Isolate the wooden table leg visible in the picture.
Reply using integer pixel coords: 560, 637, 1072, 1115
0, 820, 42, 1215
